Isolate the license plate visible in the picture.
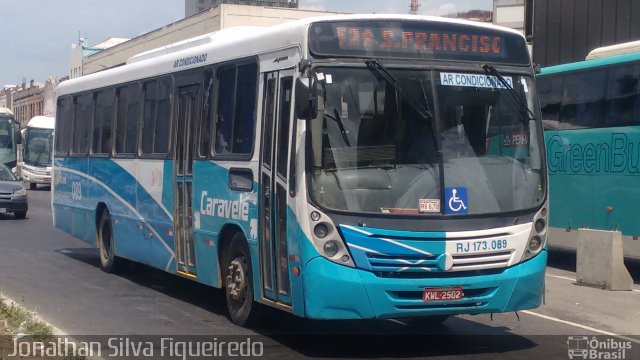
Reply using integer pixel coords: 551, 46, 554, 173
43, 177, 51, 182
423, 286, 464, 302
0, 208, 6, 214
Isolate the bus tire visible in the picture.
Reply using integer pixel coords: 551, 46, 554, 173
96, 210, 122, 273
13, 210, 27, 220
29, 182, 36, 190
223, 232, 256, 326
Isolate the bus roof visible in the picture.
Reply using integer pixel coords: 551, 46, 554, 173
26, 115, 55, 130
0, 107, 14, 116
57, 14, 525, 96
586, 40, 640, 60
539, 50, 640, 77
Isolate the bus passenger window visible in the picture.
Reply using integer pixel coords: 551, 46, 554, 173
93, 90, 115, 155
606, 65, 640, 127
72, 93, 93, 155
214, 62, 257, 157
55, 97, 73, 156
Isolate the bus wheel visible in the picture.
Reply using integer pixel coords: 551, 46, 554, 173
97, 210, 122, 273
224, 233, 255, 326
29, 183, 36, 190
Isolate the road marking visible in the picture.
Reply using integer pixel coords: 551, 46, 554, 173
522, 310, 640, 345
546, 273, 640, 292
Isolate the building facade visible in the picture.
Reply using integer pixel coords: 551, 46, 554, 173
531, 0, 640, 67
185, 0, 298, 17
5, 77, 58, 127
493, 0, 524, 34
80, 4, 336, 76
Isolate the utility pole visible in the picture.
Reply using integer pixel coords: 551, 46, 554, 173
409, 0, 421, 15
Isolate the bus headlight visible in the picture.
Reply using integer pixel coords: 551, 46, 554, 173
323, 241, 339, 257
314, 223, 330, 238
307, 206, 354, 267
522, 205, 548, 261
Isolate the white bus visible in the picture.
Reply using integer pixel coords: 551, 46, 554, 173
53, 15, 548, 326
0, 107, 20, 173
21, 116, 55, 189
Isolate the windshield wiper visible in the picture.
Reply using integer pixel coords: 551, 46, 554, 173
482, 64, 537, 123
365, 59, 434, 123
325, 108, 351, 147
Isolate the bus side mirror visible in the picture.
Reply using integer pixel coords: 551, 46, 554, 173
14, 128, 22, 145
295, 77, 318, 120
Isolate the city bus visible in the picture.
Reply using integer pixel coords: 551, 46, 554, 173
537, 41, 640, 260
53, 15, 548, 326
22, 116, 55, 189
0, 107, 20, 173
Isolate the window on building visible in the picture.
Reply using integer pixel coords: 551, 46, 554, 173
214, 62, 258, 157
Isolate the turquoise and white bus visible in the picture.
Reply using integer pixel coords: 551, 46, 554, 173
0, 107, 20, 173
538, 41, 640, 260
22, 115, 55, 189
53, 15, 548, 325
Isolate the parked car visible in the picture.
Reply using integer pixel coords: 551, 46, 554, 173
0, 164, 27, 219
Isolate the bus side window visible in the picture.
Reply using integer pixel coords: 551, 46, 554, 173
606, 64, 640, 127
71, 93, 93, 155
538, 76, 562, 130
560, 71, 605, 129
92, 89, 115, 155
55, 97, 73, 156
200, 69, 214, 158
214, 62, 258, 157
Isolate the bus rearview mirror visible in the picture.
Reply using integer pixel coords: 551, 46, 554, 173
14, 128, 22, 145
295, 77, 318, 120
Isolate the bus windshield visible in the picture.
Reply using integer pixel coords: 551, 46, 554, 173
308, 67, 545, 216
24, 128, 54, 167
0, 117, 16, 167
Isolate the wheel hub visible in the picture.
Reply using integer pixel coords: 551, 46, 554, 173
226, 259, 246, 302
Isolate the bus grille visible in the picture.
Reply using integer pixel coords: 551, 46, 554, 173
450, 250, 514, 272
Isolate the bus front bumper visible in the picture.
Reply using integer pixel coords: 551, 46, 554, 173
302, 250, 546, 320
22, 168, 52, 184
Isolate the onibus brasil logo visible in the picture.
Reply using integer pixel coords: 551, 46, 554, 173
567, 336, 632, 359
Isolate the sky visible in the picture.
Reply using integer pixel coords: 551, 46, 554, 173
0, 0, 492, 86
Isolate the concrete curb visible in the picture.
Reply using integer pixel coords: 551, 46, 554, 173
0, 292, 67, 336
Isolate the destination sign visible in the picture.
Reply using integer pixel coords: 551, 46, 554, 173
309, 20, 530, 65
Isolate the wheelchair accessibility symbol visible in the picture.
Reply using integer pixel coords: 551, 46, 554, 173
445, 187, 469, 214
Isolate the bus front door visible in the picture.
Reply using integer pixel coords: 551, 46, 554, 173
174, 85, 200, 277
259, 70, 294, 305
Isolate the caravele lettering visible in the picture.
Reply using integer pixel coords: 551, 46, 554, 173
200, 191, 249, 221
173, 54, 207, 68
336, 26, 501, 55
547, 133, 640, 175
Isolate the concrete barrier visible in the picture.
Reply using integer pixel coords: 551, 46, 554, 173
576, 229, 633, 291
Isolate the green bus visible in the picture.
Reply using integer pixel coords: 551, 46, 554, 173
537, 40, 640, 260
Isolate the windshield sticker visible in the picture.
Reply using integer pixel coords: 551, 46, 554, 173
419, 199, 440, 213
381, 208, 421, 215
440, 72, 513, 89
445, 187, 469, 215
316, 72, 325, 81
325, 74, 333, 84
